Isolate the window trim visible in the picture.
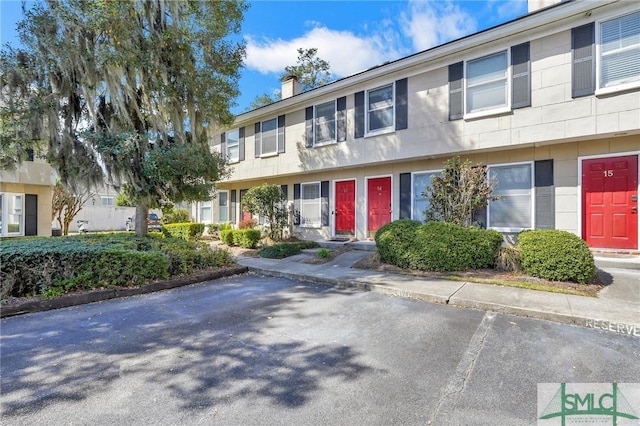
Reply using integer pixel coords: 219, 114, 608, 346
299, 181, 322, 228
463, 48, 512, 120
100, 196, 115, 206
411, 170, 442, 222
226, 128, 240, 163
487, 161, 535, 233
365, 83, 395, 136
0, 192, 25, 237
259, 117, 278, 157
313, 99, 337, 146
199, 200, 213, 224
595, 10, 640, 96
217, 190, 229, 223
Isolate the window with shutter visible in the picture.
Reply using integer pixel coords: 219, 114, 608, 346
597, 10, 640, 93
488, 163, 533, 231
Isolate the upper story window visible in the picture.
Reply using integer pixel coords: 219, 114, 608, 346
598, 10, 640, 92
466, 51, 508, 114
254, 115, 285, 157
354, 79, 407, 138
367, 84, 394, 134
314, 100, 336, 146
572, 11, 640, 97
449, 43, 530, 120
261, 118, 277, 156
226, 129, 240, 162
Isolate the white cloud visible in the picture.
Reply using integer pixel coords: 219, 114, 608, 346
245, 26, 403, 79
401, 0, 478, 52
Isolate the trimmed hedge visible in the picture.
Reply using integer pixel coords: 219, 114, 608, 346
375, 219, 421, 268
162, 222, 205, 240
376, 220, 503, 272
258, 241, 320, 259
518, 230, 595, 283
220, 229, 262, 249
0, 233, 232, 299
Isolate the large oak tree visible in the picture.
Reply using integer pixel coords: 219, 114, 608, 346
0, 0, 247, 235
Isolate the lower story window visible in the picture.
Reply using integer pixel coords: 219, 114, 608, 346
412, 171, 438, 222
101, 196, 114, 206
218, 191, 229, 222
301, 182, 321, 227
0, 192, 24, 236
488, 163, 533, 230
200, 201, 212, 223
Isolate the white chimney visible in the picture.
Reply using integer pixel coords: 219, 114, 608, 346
281, 75, 301, 99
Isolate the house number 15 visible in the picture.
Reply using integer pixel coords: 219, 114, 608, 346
603, 170, 614, 177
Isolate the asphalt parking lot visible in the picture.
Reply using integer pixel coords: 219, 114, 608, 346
2, 274, 639, 425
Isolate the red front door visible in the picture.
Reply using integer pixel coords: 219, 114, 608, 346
335, 180, 355, 235
368, 177, 391, 237
582, 155, 638, 249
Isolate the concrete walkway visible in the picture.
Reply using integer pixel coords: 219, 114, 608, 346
236, 247, 640, 338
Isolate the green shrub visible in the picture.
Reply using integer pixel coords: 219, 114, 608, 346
259, 243, 301, 259
375, 220, 421, 268
518, 230, 595, 283
0, 233, 233, 299
234, 229, 261, 249
257, 240, 320, 259
162, 222, 205, 240
406, 222, 503, 272
318, 248, 330, 258
163, 208, 190, 224
220, 229, 235, 246
208, 222, 232, 236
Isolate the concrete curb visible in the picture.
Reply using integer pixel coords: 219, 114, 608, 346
0, 265, 248, 318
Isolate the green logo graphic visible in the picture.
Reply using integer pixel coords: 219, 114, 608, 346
539, 383, 639, 425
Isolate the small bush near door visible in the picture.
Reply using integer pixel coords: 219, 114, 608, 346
375, 220, 503, 272
518, 230, 595, 284
375, 219, 421, 268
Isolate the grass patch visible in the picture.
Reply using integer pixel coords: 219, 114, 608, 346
443, 275, 597, 297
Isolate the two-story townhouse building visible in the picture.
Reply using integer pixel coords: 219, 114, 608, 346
0, 149, 54, 237
200, 0, 639, 251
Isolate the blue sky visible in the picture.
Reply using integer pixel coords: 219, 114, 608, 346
1, 0, 529, 114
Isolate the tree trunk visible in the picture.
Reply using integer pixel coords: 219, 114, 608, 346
135, 200, 150, 237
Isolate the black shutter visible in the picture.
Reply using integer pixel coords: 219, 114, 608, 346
293, 183, 301, 225
220, 133, 226, 157
239, 189, 248, 219
354, 91, 365, 138
337, 96, 347, 142
280, 184, 288, 199
277, 114, 285, 153
535, 160, 555, 229
511, 42, 530, 109
238, 127, 245, 161
25, 194, 37, 236
305, 106, 313, 148
26, 149, 34, 161
572, 23, 595, 98
230, 190, 237, 224
399, 173, 412, 220
321, 181, 329, 227
395, 78, 408, 130
448, 62, 464, 120
254, 122, 261, 158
